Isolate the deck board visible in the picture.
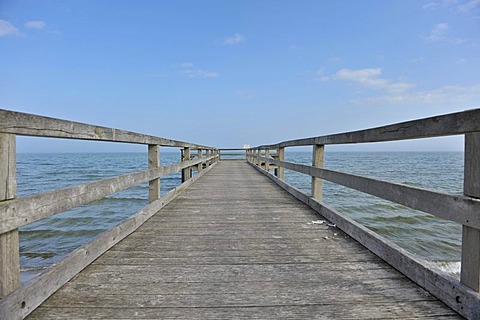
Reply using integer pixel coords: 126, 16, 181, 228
27, 161, 461, 319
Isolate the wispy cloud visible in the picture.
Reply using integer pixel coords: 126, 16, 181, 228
25, 20, 46, 29
422, 0, 480, 12
426, 23, 450, 41
351, 83, 480, 106
180, 63, 218, 78
0, 19, 21, 37
458, 0, 480, 12
223, 33, 245, 45
236, 90, 254, 100
425, 22, 469, 44
320, 68, 412, 93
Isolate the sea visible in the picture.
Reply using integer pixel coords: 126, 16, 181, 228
17, 152, 464, 282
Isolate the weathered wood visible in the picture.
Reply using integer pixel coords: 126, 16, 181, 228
311, 144, 324, 200
27, 303, 461, 320
0, 162, 218, 320
265, 148, 270, 171
461, 132, 480, 292
197, 148, 203, 171
148, 144, 160, 202
0, 157, 214, 234
255, 155, 480, 230
26, 162, 462, 319
0, 133, 20, 299
251, 162, 480, 319
0, 109, 214, 149
257, 108, 480, 148
182, 147, 191, 182
277, 147, 285, 179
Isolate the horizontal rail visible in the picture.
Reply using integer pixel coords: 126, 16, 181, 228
254, 155, 480, 229
255, 108, 480, 148
0, 156, 216, 234
0, 109, 214, 149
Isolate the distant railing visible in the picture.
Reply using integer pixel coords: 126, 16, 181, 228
0, 109, 219, 319
218, 148, 248, 161
247, 109, 480, 319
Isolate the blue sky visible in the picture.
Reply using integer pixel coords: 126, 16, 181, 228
1, 0, 479, 152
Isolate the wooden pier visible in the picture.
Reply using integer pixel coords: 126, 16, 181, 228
25, 161, 459, 319
1, 109, 480, 319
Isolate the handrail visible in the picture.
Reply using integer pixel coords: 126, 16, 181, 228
247, 108, 480, 319
255, 108, 480, 148
218, 148, 248, 160
0, 109, 220, 319
255, 156, 480, 229
0, 109, 215, 149
0, 156, 217, 234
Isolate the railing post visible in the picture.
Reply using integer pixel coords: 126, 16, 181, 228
277, 147, 285, 180
0, 133, 20, 298
148, 144, 160, 203
312, 144, 325, 201
265, 148, 270, 172
182, 147, 191, 183
461, 132, 480, 291
197, 148, 203, 171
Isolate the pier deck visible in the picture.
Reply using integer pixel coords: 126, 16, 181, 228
27, 161, 460, 319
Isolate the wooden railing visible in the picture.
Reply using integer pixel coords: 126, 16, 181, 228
218, 148, 248, 160
0, 109, 219, 319
247, 109, 480, 319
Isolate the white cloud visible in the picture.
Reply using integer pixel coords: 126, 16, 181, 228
236, 90, 254, 100
322, 68, 412, 93
423, 2, 440, 9
180, 63, 218, 78
423, 0, 480, 12
0, 19, 20, 37
458, 0, 480, 12
182, 69, 218, 78
426, 23, 450, 41
351, 83, 480, 106
25, 20, 46, 29
425, 22, 469, 44
223, 33, 245, 45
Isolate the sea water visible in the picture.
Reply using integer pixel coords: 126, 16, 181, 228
16, 152, 463, 281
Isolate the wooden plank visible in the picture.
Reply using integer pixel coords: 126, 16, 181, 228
182, 147, 191, 182
277, 147, 285, 179
461, 132, 480, 291
255, 155, 480, 229
250, 163, 480, 319
256, 108, 480, 148
264, 148, 270, 171
148, 144, 160, 202
0, 133, 20, 299
0, 162, 218, 320
311, 144, 324, 200
27, 302, 461, 320
0, 109, 214, 149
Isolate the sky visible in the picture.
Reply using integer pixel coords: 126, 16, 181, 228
1, 0, 479, 152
